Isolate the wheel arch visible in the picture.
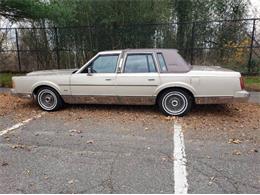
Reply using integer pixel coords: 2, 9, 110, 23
156, 86, 195, 104
32, 82, 62, 96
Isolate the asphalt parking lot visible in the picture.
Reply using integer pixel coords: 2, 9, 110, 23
0, 92, 259, 193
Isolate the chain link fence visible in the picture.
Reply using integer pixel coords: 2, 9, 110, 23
0, 18, 259, 74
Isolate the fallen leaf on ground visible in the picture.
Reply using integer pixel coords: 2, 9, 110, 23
228, 138, 242, 144
164, 116, 175, 121
1, 162, 8, 166
68, 180, 74, 184
251, 149, 258, 153
11, 144, 25, 149
86, 140, 94, 144
10, 144, 31, 151
161, 157, 167, 161
208, 176, 216, 186
69, 129, 82, 134
24, 169, 31, 175
232, 150, 241, 155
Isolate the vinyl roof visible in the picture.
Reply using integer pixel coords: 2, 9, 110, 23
99, 48, 178, 54
99, 49, 191, 73
125, 48, 178, 52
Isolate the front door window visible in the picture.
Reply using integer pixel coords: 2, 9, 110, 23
83, 55, 119, 73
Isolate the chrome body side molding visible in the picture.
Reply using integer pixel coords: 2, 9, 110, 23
195, 95, 249, 104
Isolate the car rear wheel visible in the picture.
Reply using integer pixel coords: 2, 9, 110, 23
158, 89, 193, 116
36, 87, 63, 111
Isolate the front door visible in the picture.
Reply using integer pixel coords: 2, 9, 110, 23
70, 54, 119, 104
116, 53, 160, 105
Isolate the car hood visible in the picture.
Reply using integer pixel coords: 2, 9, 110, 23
26, 69, 78, 76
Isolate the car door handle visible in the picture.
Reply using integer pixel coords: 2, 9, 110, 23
148, 78, 155, 81
105, 78, 112, 81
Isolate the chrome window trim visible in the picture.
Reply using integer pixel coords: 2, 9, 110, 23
116, 51, 125, 73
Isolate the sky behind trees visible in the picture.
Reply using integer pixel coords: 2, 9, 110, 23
0, 0, 259, 74
250, 0, 260, 17
0, 0, 251, 27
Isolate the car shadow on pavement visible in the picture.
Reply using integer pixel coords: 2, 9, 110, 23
64, 103, 234, 118
64, 103, 159, 114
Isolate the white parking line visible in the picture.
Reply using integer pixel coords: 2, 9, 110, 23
174, 122, 188, 194
0, 113, 44, 136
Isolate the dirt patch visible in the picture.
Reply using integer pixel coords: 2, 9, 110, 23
0, 93, 41, 122
1, 93, 259, 142
180, 103, 260, 143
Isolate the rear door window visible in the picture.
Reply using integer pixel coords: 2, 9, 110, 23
124, 54, 157, 73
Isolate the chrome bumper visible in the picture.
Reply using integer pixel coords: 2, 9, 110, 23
195, 91, 250, 104
234, 90, 250, 100
11, 89, 32, 99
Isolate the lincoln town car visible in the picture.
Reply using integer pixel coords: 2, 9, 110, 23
11, 49, 249, 116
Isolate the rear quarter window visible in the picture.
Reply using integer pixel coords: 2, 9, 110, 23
157, 53, 167, 72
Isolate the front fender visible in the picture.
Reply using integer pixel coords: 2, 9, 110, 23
31, 81, 62, 94
155, 82, 197, 96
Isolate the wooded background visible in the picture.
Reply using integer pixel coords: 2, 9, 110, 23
0, 0, 259, 74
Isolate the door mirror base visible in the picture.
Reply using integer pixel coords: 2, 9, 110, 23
87, 67, 92, 76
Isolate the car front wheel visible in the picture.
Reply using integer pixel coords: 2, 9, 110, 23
36, 87, 63, 111
158, 89, 193, 116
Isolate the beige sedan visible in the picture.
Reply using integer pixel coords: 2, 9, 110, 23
11, 49, 249, 116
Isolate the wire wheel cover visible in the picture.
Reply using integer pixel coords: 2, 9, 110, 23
162, 91, 188, 115
38, 89, 57, 110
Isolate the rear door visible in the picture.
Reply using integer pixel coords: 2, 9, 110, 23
116, 53, 160, 104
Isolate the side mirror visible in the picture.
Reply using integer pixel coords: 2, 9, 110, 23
87, 67, 92, 76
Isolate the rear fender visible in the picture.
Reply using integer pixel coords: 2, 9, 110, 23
155, 82, 196, 96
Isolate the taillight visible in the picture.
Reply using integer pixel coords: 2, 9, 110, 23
240, 77, 245, 90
